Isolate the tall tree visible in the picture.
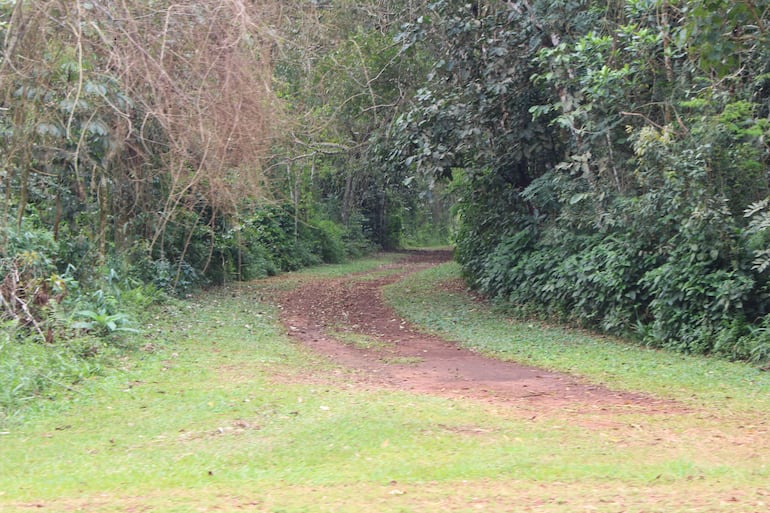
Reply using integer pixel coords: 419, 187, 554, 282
383, 0, 770, 361
271, 0, 448, 248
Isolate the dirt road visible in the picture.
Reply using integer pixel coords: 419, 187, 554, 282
279, 250, 665, 412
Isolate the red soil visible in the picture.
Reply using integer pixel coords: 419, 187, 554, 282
278, 250, 671, 413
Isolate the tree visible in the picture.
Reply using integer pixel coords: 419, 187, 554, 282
382, 0, 770, 362
1, 0, 280, 279
271, 0, 449, 249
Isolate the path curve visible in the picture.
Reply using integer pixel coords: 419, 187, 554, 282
278, 250, 666, 412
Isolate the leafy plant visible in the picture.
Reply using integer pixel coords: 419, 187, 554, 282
71, 309, 138, 336
744, 198, 770, 273
384, 0, 770, 362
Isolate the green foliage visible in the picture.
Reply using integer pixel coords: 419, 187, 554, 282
273, 0, 452, 251
70, 309, 138, 336
150, 203, 374, 288
0, 234, 158, 421
0, 218, 163, 417
389, 0, 579, 183
462, 121, 769, 360
69, 290, 138, 336
135, 257, 201, 295
1, 220, 65, 341
684, 0, 770, 77
339, 212, 378, 258
381, 212, 403, 250
313, 219, 347, 264
384, 0, 770, 363
744, 198, 770, 273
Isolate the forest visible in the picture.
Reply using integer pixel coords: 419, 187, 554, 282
2, 0, 770, 405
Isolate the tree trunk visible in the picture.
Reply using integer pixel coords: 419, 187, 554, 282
16, 166, 29, 230
98, 173, 108, 260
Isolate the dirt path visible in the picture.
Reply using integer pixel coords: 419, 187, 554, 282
278, 250, 666, 412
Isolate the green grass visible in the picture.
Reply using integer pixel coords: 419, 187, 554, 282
242, 252, 407, 295
1, 255, 768, 512
327, 328, 392, 351
0, 332, 123, 427
293, 252, 405, 278
380, 355, 424, 365
383, 262, 770, 413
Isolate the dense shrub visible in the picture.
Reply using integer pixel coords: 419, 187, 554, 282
400, 1, 770, 364
312, 220, 347, 264
140, 202, 376, 290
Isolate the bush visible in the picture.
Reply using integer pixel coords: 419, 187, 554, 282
1, 222, 64, 341
341, 212, 377, 259
312, 219, 347, 264
382, 212, 403, 250
455, 141, 770, 363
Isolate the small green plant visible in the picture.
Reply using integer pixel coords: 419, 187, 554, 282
66, 270, 147, 338
71, 308, 139, 336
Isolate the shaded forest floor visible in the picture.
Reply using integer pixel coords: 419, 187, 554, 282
1, 252, 768, 512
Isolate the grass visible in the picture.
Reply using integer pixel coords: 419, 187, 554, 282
383, 262, 770, 414
1, 255, 768, 512
0, 332, 121, 427
239, 252, 407, 295
380, 355, 424, 365
327, 328, 392, 351
294, 252, 405, 278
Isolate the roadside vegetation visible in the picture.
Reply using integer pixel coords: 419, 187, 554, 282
386, 1, 770, 362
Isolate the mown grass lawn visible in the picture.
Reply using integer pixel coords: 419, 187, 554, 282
1, 255, 768, 512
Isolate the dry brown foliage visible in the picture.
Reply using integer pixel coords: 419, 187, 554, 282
1, 0, 282, 253
97, 0, 280, 221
